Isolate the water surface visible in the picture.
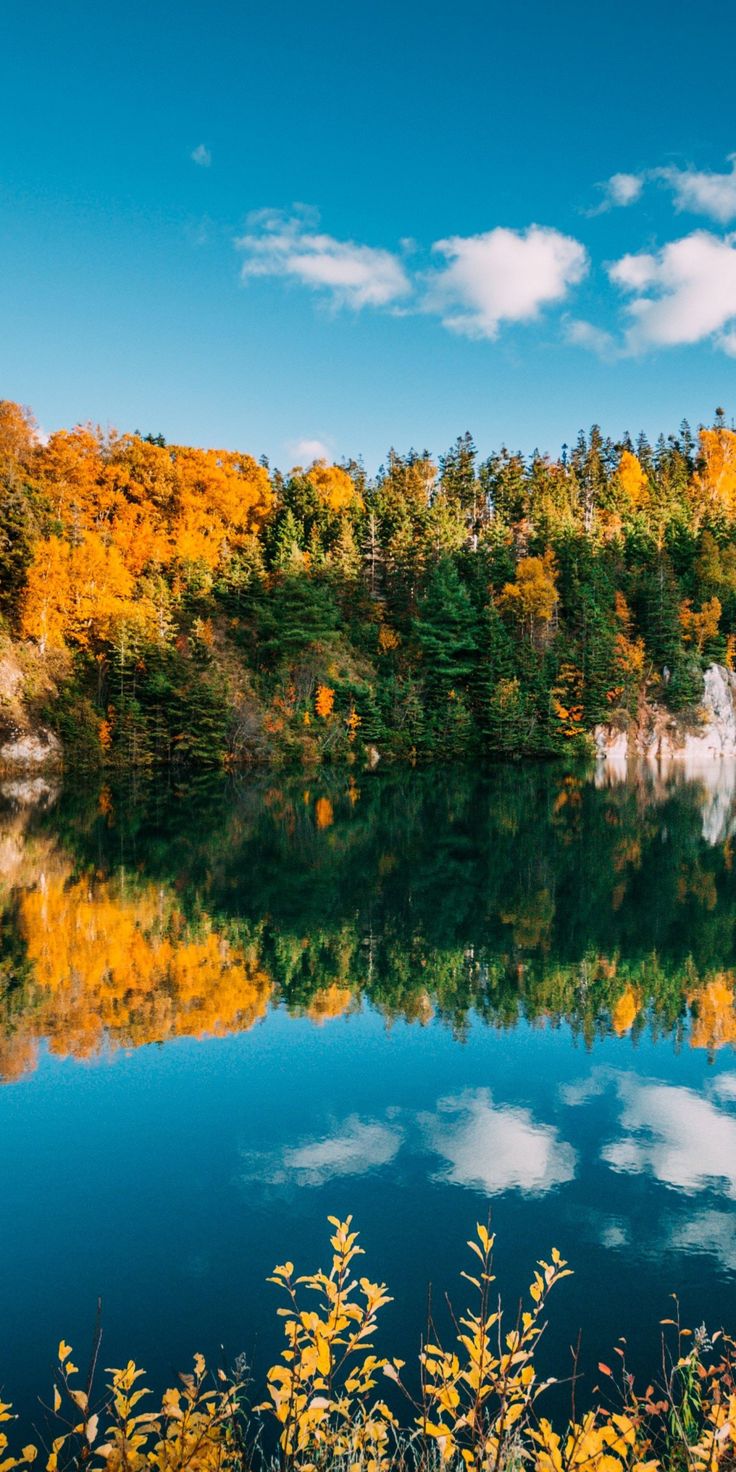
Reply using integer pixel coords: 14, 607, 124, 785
2, 762, 736, 1426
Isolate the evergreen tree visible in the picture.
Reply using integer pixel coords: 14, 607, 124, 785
412, 559, 477, 699
439, 433, 478, 516
257, 574, 340, 665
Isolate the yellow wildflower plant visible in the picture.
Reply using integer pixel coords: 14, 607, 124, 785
257, 1215, 398, 1470
8, 1221, 736, 1472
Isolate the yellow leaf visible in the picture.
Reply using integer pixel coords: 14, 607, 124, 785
315, 1336, 331, 1376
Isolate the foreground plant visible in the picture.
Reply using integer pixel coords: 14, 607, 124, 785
4, 1345, 244, 1472
5, 1218, 736, 1472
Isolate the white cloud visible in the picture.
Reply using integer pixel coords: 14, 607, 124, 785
607, 172, 644, 207
236, 208, 412, 310
608, 230, 736, 352
563, 317, 616, 356
560, 1070, 611, 1108
424, 225, 588, 339
421, 1089, 576, 1196
290, 437, 331, 464
718, 328, 736, 357
591, 156, 736, 223
283, 1117, 400, 1185
191, 143, 212, 168
600, 1218, 630, 1250
590, 172, 645, 214
656, 157, 736, 224
602, 1076, 736, 1197
240, 1115, 402, 1188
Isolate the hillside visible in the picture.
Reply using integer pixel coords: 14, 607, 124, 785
2, 399, 736, 768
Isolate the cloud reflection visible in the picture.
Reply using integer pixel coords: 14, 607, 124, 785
668, 1209, 736, 1274
421, 1089, 576, 1196
241, 1114, 402, 1188
602, 1077, 736, 1198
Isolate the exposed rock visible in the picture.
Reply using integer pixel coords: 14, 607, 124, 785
594, 665, 736, 845
595, 665, 736, 769
0, 635, 66, 775
0, 648, 24, 710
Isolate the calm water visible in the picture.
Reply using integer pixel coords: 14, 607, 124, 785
2, 762, 736, 1429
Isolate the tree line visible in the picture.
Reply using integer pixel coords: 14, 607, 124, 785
2, 399, 736, 764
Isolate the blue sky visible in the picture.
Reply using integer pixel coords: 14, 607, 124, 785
2, 0, 736, 469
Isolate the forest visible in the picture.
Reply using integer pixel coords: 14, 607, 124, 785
2, 399, 736, 765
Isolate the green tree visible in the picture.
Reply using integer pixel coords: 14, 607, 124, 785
413, 558, 477, 699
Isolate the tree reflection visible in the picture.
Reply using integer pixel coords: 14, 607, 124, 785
1, 762, 736, 1079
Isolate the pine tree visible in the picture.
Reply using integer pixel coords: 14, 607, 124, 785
271, 508, 304, 572
258, 575, 340, 665
439, 433, 478, 517
413, 559, 477, 699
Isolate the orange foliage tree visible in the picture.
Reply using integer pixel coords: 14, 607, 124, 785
691, 426, 736, 522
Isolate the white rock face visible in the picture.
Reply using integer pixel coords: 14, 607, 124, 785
0, 728, 62, 773
595, 665, 736, 768
699, 664, 736, 754
594, 665, 736, 844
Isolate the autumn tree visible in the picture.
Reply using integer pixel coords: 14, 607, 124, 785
691, 423, 736, 524
617, 449, 650, 512
306, 460, 364, 515
498, 551, 558, 645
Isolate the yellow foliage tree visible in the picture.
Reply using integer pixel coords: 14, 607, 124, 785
306, 461, 364, 513
315, 795, 334, 828
173, 446, 273, 568
618, 450, 650, 510
499, 551, 558, 642
0, 399, 37, 469
9, 858, 273, 1075
550, 662, 585, 740
689, 976, 736, 1051
611, 986, 639, 1035
610, 591, 646, 701
21, 532, 153, 651
315, 683, 335, 718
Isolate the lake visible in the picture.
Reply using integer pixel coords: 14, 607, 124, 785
2, 761, 736, 1431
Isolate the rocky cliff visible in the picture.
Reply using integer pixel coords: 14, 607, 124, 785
0, 638, 62, 795
594, 664, 736, 847
595, 664, 736, 771
591, 662, 736, 794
